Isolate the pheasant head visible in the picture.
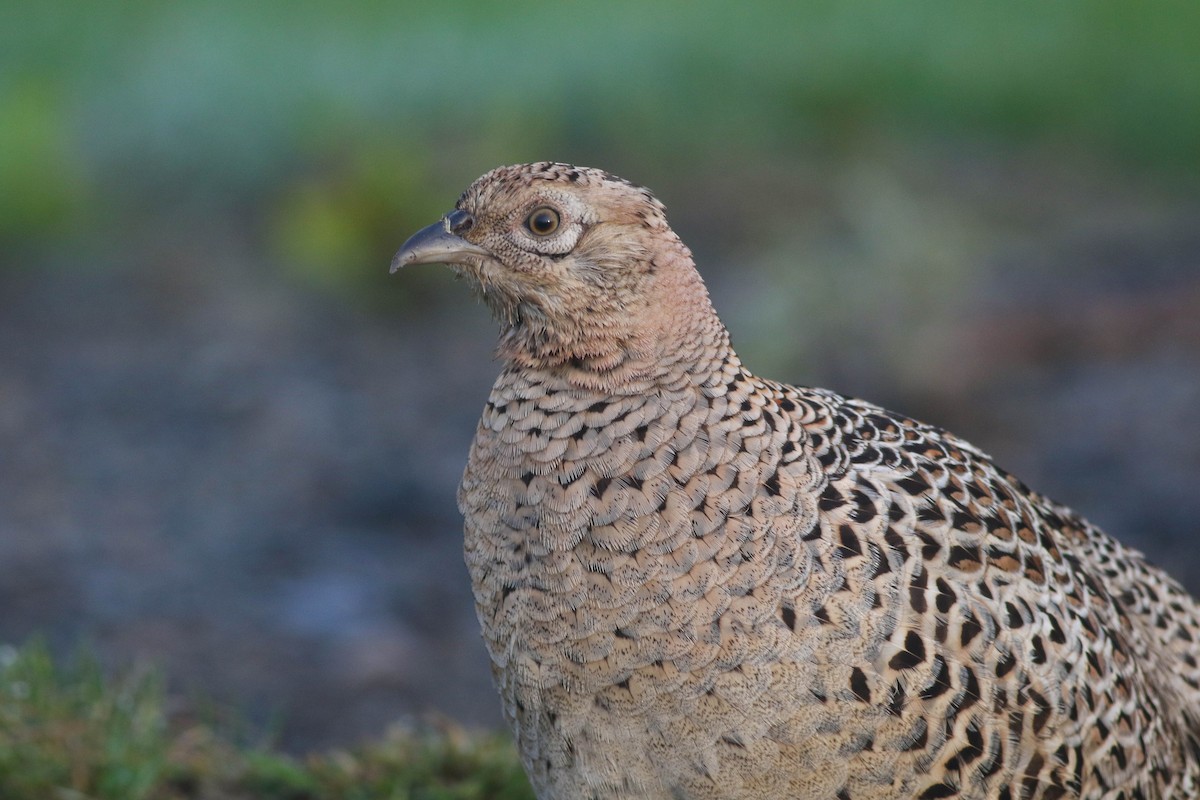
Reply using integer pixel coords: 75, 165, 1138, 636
391, 162, 727, 388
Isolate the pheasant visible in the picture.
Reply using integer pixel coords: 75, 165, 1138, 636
390, 163, 1200, 799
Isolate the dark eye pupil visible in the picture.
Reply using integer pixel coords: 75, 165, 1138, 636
527, 207, 559, 235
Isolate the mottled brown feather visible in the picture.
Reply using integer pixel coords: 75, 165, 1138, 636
399, 163, 1200, 800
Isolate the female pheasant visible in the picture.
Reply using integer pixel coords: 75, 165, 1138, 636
391, 162, 1200, 800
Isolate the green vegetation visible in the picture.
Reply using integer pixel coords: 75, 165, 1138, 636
2, 1, 1197, 279
0, 642, 533, 800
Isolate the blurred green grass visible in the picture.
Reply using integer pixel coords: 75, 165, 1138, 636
2, 0, 1197, 283
0, 641, 533, 800
0, 643, 167, 799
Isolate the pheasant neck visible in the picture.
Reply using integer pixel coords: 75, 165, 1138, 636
498, 307, 734, 395
498, 245, 736, 394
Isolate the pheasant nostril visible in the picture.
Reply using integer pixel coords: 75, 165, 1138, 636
446, 208, 474, 235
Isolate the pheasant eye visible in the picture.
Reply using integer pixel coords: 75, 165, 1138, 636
526, 207, 560, 236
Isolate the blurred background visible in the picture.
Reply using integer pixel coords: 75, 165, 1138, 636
2, 0, 1198, 752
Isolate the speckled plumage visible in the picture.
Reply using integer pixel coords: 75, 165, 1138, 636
392, 163, 1200, 799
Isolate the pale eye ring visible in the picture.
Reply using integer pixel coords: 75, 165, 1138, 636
525, 206, 560, 236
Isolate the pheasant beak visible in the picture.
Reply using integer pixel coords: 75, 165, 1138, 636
390, 209, 489, 273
